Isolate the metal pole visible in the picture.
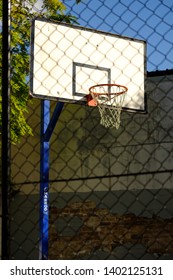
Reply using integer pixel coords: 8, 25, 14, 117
39, 101, 64, 259
1, 0, 11, 260
43, 102, 64, 142
39, 100, 50, 260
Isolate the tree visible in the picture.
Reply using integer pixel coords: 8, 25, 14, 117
0, 0, 81, 143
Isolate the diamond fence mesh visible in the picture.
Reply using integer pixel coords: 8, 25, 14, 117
1, 0, 173, 260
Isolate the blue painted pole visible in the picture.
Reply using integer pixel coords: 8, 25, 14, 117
44, 102, 64, 142
40, 99, 50, 260
39, 100, 64, 259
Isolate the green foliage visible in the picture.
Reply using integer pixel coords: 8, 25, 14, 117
43, 0, 66, 13
0, 0, 81, 144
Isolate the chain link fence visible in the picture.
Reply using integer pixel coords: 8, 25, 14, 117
1, 0, 173, 260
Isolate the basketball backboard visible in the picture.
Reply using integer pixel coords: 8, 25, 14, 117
30, 18, 146, 112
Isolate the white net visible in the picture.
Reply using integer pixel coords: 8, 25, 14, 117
90, 84, 127, 129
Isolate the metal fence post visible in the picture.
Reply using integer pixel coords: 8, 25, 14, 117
1, 0, 11, 260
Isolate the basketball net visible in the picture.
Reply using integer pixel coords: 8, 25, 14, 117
88, 84, 128, 129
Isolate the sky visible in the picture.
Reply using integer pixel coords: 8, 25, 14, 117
34, 0, 173, 72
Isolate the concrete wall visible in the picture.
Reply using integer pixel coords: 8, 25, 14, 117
8, 70, 173, 259
11, 72, 173, 191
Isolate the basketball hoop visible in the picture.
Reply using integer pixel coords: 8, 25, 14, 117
87, 84, 128, 129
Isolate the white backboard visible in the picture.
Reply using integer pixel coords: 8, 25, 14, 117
30, 18, 146, 112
